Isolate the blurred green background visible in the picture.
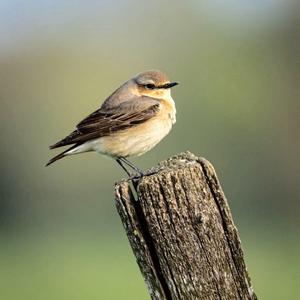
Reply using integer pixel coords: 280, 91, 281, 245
1, 1, 299, 299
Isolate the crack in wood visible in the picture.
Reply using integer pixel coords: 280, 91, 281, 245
126, 181, 174, 299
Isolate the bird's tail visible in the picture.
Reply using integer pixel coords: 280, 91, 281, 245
46, 144, 78, 167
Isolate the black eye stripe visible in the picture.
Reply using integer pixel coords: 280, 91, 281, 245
144, 83, 155, 89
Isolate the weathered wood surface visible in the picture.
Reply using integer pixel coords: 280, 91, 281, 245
115, 151, 257, 300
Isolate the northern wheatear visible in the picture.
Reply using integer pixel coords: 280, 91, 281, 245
46, 70, 178, 176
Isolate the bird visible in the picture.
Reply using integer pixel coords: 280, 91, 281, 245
46, 70, 178, 177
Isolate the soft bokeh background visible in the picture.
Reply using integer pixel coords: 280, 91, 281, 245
1, 0, 299, 299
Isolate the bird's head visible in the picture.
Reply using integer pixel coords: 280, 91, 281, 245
133, 70, 178, 100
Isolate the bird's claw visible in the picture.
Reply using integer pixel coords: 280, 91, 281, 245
128, 172, 144, 181
128, 169, 156, 181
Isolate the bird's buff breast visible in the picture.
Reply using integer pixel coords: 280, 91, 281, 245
93, 103, 175, 157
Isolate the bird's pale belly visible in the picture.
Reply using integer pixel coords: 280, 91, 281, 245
92, 115, 173, 157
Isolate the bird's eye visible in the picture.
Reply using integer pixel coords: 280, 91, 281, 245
145, 83, 155, 89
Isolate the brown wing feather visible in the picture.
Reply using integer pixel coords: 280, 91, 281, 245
49, 96, 160, 149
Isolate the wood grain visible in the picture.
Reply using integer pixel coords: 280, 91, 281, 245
115, 151, 257, 300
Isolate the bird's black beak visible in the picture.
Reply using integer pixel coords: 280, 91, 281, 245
160, 82, 179, 89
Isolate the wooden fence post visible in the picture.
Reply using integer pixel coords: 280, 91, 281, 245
115, 151, 257, 300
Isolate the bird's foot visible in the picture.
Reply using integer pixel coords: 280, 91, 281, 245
128, 169, 156, 181
128, 172, 144, 181
144, 169, 157, 176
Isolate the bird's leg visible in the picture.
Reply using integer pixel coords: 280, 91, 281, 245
116, 158, 131, 176
120, 157, 144, 176
117, 157, 156, 181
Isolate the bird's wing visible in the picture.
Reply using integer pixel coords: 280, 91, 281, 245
49, 96, 160, 149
